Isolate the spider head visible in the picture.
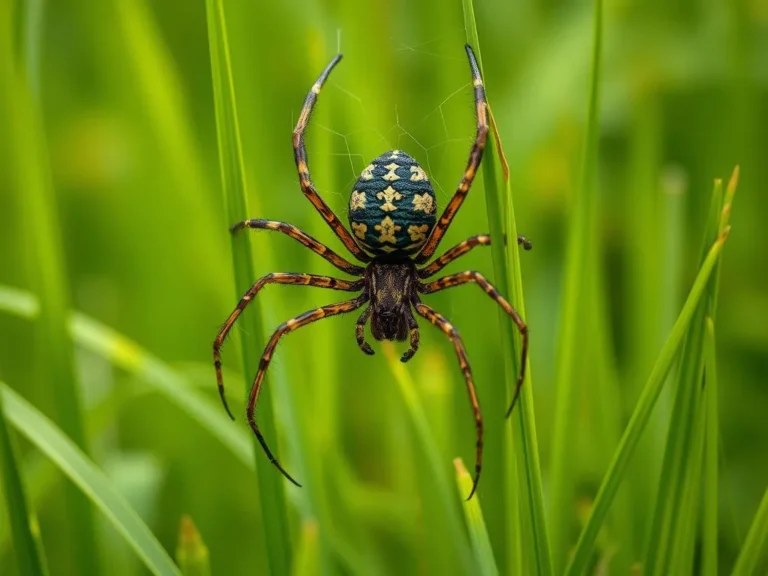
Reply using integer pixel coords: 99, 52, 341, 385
368, 261, 416, 342
371, 309, 409, 342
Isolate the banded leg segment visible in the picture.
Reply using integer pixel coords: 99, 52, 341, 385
247, 295, 368, 486
293, 55, 372, 262
355, 306, 374, 355
214, 273, 364, 419
231, 219, 364, 276
415, 45, 488, 264
400, 314, 420, 362
419, 234, 532, 278
420, 271, 528, 417
419, 235, 491, 278
414, 301, 483, 499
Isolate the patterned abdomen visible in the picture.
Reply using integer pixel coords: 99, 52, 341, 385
348, 151, 437, 258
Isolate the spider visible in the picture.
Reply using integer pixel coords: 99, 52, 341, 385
214, 44, 530, 500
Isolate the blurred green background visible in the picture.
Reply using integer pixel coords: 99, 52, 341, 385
1, 0, 767, 574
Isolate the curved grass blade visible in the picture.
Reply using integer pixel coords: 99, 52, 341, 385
462, 2, 552, 574
0, 384, 181, 576
564, 226, 731, 576
1, 6, 99, 571
454, 458, 498, 576
0, 285, 253, 470
0, 386, 48, 576
382, 343, 475, 574
731, 487, 768, 576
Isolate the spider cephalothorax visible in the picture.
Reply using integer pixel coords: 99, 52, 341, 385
214, 45, 531, 499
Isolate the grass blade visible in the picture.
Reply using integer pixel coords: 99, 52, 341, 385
462, 2, 552, 574
645, 172, 735, 574
564, 225, 731, 576
0, 8, 100, 572
383, 343, 475, 574
1, 383, 181, 576
176, 516, 210, 576
204, 1, 292, 572
549, 0, 603, 570
731, 487, 768, 576
454, 458, 498, 576
0, 285, 253, 471
292, 521, 320, 576
701, 317, 719, 576
0, 384, 48, 576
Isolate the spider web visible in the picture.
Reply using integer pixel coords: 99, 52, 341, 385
291, 35, 479, 220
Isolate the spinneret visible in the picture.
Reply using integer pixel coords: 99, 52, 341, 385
214, 44, 531, 501
348, 151, 437, 257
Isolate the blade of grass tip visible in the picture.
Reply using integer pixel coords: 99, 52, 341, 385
454, 458, 499, 576
1, 383, 181, 576
462, 3, 552, 574
0, 285, 254, 471
0, 11, 100, 573
176, 515, 210, 576
0, 385, 48, 576
292, 520, 319, 576
382, 343, 475, 575
701, 317, 719, 576
564, 226, 731, 576
645, 174, 734, 575
730, 487, 768, 576
205, 1, 292, 573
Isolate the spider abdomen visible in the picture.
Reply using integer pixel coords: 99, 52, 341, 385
348, 151, 437, 258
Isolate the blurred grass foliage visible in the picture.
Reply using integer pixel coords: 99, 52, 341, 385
1, 0, 767, 574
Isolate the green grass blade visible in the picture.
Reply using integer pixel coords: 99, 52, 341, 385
383, 343, 475, 574
0, 384, 48, 576
0, 10, 99, 572
564, 226, 730, 576
462, 2, 552, 574
204, 1, 292, 572
461, 7, 519, 573
549, 0, 603, 570
701, 317, 719, 576
731, 487, 768, 576
292, 521, 320, 576
0, 384, 181, 576
454, 458, 498, 576
176, 516, 210, 576
645, 172, 735, 575
0, 285, 253, 471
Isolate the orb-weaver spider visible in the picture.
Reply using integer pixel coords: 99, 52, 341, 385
214, 44, 530, 499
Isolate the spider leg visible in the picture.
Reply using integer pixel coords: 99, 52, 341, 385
214, 273, 364, 419
419, 234, 532, 278
400, 314, 420, 362
231, 219, 365, 276
247, 294, 368, 486
420, 271, 528, 418
415, 45, 488, 264
355, 306, 374, 355
419, 235, 490, 278
293, 55, 372, 263
413, 300, 483, 500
